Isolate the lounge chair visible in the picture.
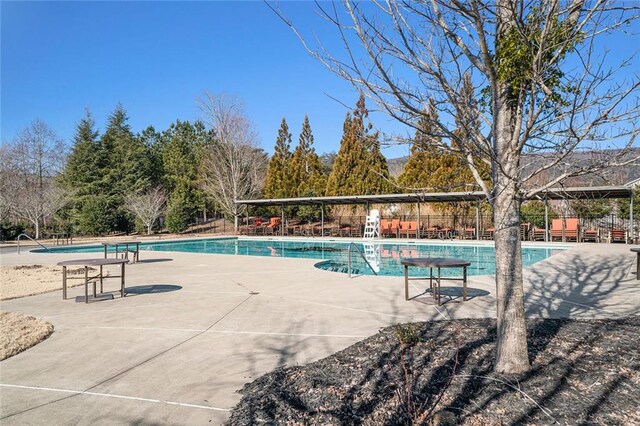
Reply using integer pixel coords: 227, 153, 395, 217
531, 226, 547, 241
382, 219, 400, 238
421, 226, 439, 239
609, 229, 627, 244
461, 227, 475, 240
550, 218, 579, 242
481, 227, 495, 240
582, 228, 600, 242
264, 217, 281, 235
399, 221, 418, 238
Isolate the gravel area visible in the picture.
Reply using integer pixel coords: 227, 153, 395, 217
228, 317, 640, 425
0, 312, 54, 361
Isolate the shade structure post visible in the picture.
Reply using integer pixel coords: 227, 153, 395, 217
417, 201, 421, 239
544, 197, 549, 242
475, 203, 480, 241
321, 203, 325, 236
630, 192, 634, 244
281, 204, 285, 237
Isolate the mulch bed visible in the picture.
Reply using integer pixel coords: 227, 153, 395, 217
227, 317, 639, 425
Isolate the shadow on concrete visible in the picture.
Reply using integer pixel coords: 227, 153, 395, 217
134, 258, 173, 264
227, 248, 639, 424
125, 284, 182, 296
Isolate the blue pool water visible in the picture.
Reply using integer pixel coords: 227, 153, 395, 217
35, 237, 564, 277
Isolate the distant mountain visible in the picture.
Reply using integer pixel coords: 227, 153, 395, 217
386, 148, 640, 186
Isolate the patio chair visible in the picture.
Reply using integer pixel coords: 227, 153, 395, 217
531, 226, 547, 241
461, 227, 476, 240
264, 217, 281, 235
399, 221, 418, 238
421, 226, 439, 239
609, 229, 627, 244
481, 227, 495, 240
582, 228, 600, 243
520, 223, 531, 241
550, 218, 579, 242
382, 219, 400, 238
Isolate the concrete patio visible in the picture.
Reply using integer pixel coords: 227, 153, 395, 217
1, 239, 638, 424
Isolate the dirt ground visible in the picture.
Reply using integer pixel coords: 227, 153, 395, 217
0, 264, 92, 301
0, 312, 54, 361
228, 317, 640, 425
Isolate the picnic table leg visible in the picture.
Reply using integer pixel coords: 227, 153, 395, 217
100, 264, 104, 293
62, 266, 67, 300
429, 267, 433, 291
436, 267, 441, 305
121, 262, 125, 298
463, 266, 468, 301
404, 265, 409, 301
84, 266, 89, 304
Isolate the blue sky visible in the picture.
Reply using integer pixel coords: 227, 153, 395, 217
2, 1, 638, 158
1, 1, 409, 157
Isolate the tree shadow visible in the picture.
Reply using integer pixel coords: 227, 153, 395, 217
227, 248, 640, 424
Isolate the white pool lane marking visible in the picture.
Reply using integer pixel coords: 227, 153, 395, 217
0, 383, 229, 412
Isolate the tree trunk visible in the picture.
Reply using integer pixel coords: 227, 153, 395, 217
35, 220, 40, 240
490, 0, 530, 375
147, 224, 152, 235
492, 182, 530, 374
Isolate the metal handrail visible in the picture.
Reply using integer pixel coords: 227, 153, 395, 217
17, 234, 50, 254
347, 242, 378, 278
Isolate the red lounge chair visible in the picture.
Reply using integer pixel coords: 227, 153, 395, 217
399, 221, 418, 238
551, 218, 579, 242
383, 219, 400, 238
582, 228, 599, 242
609, 229, 627, 243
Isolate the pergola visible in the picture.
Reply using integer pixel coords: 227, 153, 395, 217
235, 185, 635, 240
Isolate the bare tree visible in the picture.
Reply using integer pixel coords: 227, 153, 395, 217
5, 120, 70, 238
198, 92, 267, 229
124, 186, 168, 235
271, 1, 640, 373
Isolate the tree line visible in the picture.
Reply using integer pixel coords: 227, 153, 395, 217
2, 93, 633, 240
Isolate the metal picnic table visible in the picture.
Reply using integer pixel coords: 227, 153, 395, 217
57, 258, 129, 303
101, 241, 141, 263
401, 257, 471, 305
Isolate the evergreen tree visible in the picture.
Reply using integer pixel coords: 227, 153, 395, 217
290, 115, 326, 197
397, 101, 442, 191
326, 95, 392, 196
263, 118, 293, 198
59, 109, 100, 231
159, 120, 210, 231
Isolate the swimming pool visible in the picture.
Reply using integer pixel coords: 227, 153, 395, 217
35, 237, 565, 277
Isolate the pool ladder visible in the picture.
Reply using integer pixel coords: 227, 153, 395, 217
347, 242, 378, 278
17, 234, 50, 254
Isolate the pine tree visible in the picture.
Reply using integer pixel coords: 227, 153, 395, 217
263, 118, 293, 198
290, 115, 326, 197
159, 120, 210, 231
60, 109, 100, 194
326, 95, 392, 196
397, 101, 442, 191
59, 110, 103, 233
